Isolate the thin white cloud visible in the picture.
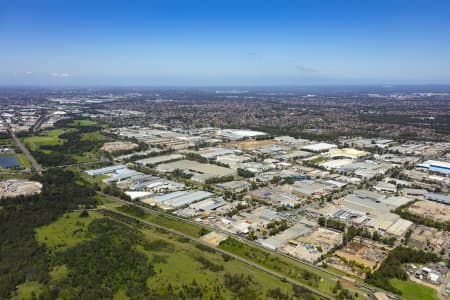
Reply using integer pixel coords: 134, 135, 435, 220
50, 72, 72, 78
247, 51, 263, 61
295, 64, 318, 73
12, 71, 33, 76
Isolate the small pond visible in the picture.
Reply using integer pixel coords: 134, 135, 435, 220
0, 156, 19, 168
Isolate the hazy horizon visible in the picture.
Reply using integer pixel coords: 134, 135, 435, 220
2, 0, 450, 86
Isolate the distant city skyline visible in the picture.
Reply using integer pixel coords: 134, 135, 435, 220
1, 0, 450, 86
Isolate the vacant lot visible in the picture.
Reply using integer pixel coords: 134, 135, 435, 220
227, 139, 278, 150
30, 210, 313, 300
156, 159, 236, 182
114, 203, 367, 299
0, 179, 42, 198
35, 211, 101, 252
407, 200, 450, 223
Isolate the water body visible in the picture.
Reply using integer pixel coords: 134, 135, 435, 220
0, 155, 19, 168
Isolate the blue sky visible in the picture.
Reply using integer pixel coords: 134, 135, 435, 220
1, 0, 450, 86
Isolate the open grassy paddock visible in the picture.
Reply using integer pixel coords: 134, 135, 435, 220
81, 131, 108, 142
21, 119, 114, 167
10, 281, 46, 300
67, 119, 98, 126
138, 224, 299, 299
14, 153, 31, 169
390, 279, 440, 300
35, 211, 102, 252
113, 204, 367, 299
22, 128, 74, 151
27, 210, 322, 300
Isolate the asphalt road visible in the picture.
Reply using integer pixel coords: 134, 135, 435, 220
7, 128, 43, 175
99, 192, 402, 299
99, 193, 345, 280
102, 207, 337, 300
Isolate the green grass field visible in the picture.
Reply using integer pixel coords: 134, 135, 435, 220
113, 289, 129, 300
323, 265, 364, 283
116, 205, 207, 237
75, 169, 112, 188
71, 153, 95, 162
22, 128, 75, 151
35, 211, 101, 252
68, 119, 108, 129
68, 119, 98, 126
10, 281, 46, 300
0, 137, 17, 149
14, 153, 31, 169
306, 156, 328, 164
23, 121, 111, 165
31, 210, 320, 300
0, 170, 31, 180
143, 212, 207, 237
49, 265, 69, 283
219, 237, 345, 297
113, 204, 366, 299
390, 278, 440, 300
93, 193, 115, 205
137, 228, 297, 299
81, 131, 108, 142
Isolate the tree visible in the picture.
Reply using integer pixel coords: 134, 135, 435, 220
237, 168, 255, 178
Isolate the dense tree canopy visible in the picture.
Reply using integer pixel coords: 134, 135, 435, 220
0, 169, 97, 298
